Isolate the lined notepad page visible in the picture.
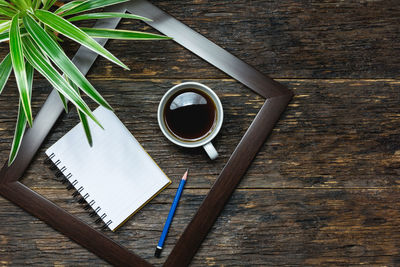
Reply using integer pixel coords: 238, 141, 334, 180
45, 106, 171, 231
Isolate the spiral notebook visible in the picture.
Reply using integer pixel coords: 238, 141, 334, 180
45, 106, 171, 231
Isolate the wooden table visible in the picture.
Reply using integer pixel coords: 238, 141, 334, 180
1, 0, 399, 266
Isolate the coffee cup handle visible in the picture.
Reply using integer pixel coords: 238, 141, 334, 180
203, 142, 218, 160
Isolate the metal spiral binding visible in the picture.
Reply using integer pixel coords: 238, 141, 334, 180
50, 160, 61, 171
84, 200, 95, 210
89, 207, 101, 217
67, 180, 78, 190
78, 193, 90, 204
55, 166, 66, 178
45, 153, 111, 230
72, 186, 84, 198
44, 153, 55, 165
102, 220, 113, 230
95, 213, 107, 224
61, 173, 72, 184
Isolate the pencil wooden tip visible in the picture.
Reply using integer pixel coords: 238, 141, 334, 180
182, 169, 188, 180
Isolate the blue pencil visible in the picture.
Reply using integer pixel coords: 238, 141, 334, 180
155, 169, 188, 258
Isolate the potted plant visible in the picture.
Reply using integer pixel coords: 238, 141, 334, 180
0, 0, 170, 165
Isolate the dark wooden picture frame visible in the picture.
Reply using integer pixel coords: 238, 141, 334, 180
0, 1, 292, 266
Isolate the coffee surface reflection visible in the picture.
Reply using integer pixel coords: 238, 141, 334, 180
164, 89, 216, 141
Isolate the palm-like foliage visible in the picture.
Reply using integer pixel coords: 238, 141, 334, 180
0, 0, 170, 165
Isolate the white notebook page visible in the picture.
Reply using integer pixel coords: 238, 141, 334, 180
45, 106, 171, 231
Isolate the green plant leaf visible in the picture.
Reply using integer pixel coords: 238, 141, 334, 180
77, 106, 93, 146
61, 0, 129, 17
77, 104, 93, 146
25, 61, 34, 99
0, 28, 27, 43
46, 27, 63, 43
27, 30, 68, 113
55, 0, 85, 15
0, 20, 10, 34
67, 76, 93, 146
43, 0, 57, 10
0, 0, 16, 10
33, 0, 41, 9
0, 6, 16, 17
0, 30, 8, 42
23, 14, 113, 111
58, 88, 69, 112
22, 36, 103, 128
81, 28, 172, 40
35, 10, 129, 70
68, 12, 151, 22
0, 0, 11, 6
25, 0, 33, 8
10, 14, 33, 127
0, 53, 12, 95
8, 62, 33, 166
9, 99, 27, 165
58, 75, 69, 113
9, 0, 28, 10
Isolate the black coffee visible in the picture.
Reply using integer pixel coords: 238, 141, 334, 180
164, 88, 216, 141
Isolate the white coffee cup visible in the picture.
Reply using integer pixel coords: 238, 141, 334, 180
157, 82, 223, 160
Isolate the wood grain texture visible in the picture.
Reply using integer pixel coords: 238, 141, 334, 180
2, 188, 400, 266
0, 0, 292, 264
0, 0, 399, 266
1, 0, 398, 79
0, 78, 399, 265
1, 79, 399, 190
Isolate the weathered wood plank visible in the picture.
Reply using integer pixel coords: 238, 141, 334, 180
0, 78, 261, 191
0, 79, 399, 189
0, 0, 398, 79
1, 188, 400, 266
0, 1, 398, 265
